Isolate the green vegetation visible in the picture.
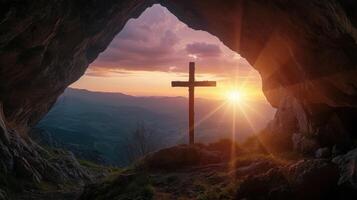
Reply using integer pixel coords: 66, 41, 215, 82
74, 139, 305, 199
197, 182, 237, 200
124, 175, 154, 200
81, 172, 154, 200
78, 159, 121, 174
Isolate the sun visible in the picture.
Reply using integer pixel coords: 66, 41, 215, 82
226, 90, 244, 104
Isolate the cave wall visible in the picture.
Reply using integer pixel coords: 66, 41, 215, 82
1, 0, 357, 152
0, 0, 155, 135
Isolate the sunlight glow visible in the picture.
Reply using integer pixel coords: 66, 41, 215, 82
226, 90, 244, 104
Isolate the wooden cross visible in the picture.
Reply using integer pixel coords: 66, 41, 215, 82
171, 62, 216, 145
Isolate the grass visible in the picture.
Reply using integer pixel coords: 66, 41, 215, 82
229, 151, 302, 170
196, 180, 238, 200
42, 145, 122, 178
78, 159, 121, 173
123, 175, 154, 200
33, 140, 308, 199
81, 172, 154, 200
37, 181, 59, 191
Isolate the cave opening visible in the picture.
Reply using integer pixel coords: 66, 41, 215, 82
3, 1, 357, 199
31, 4, 275, 166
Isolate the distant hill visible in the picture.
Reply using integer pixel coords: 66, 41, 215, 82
32, 88, 276, 166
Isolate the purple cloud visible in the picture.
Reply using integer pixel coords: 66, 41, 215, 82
185, 42, 221, 57
89, 4, 249, 75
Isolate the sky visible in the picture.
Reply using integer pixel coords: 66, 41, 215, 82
71, 4, 266, 102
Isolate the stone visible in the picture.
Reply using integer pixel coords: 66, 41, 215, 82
0, 141, 13, 173
314, 114, 352, 148
287, 159, 339, 199
0, 189, 8, 200
0, 129, 93, 191
332, 148, 357, 189
332, 145, 343, 157
0, 103, 9, 145
236, 167, 292, 200
315, 147, 331, 158
292, 133, 320, 154
14, 156, 42, 184
42, 149, 93, 185
236, 159, 340, 200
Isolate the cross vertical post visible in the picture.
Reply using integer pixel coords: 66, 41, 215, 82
171, 62, 217, 145
188, 62, 195, 145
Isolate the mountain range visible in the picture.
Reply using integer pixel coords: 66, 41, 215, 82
31, 88, 276, 166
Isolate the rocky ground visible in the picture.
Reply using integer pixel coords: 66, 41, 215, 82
0, 132, 118, 200
12, 190, 81, 200
1, 0, 357, 199
2, 138, 357, 199
78, 140, 357, 200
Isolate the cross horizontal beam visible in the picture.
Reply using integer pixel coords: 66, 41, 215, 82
171, 81, 216, 87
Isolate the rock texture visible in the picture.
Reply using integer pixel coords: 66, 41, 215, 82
0, 100, 94, 196
1, 0, 357, 153
0, 0, 155, 135
236, 159, 340, 199
79, 144, 352, 200
333, 148, 357, 189
0, 128, 93, 185
1, 0, 357, 194
1, 1, 155, 192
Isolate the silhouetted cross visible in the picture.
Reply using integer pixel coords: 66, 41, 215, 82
171, 62, 216, 145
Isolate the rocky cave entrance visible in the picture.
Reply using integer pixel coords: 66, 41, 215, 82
1, 1, 357, 199
2, 1, 355, 156
31, 4, 276, 166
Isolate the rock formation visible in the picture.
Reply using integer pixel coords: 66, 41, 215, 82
0, 1, 154, 195
1, 0, 357, 198
1, 0, 357, 151
0, 0, 155, 135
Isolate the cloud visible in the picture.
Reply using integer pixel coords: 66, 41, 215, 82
89, 4, 250, 75
185, 42, 221, 57
84, 67, 134, 77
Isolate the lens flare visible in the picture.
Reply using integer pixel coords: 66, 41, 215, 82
226, 90, 244, 104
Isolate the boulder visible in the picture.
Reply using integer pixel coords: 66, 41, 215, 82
0, 189, 7, 200
236, 159, 340, 199
287, 159, 339, 199
315, 147, 331, 158
43, 149, 93, 184
333, 148, 357, 189
292, 133, 320, 154
0, 129, 94, 193
14, 156, 42, 183
236, 167, 292, 200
